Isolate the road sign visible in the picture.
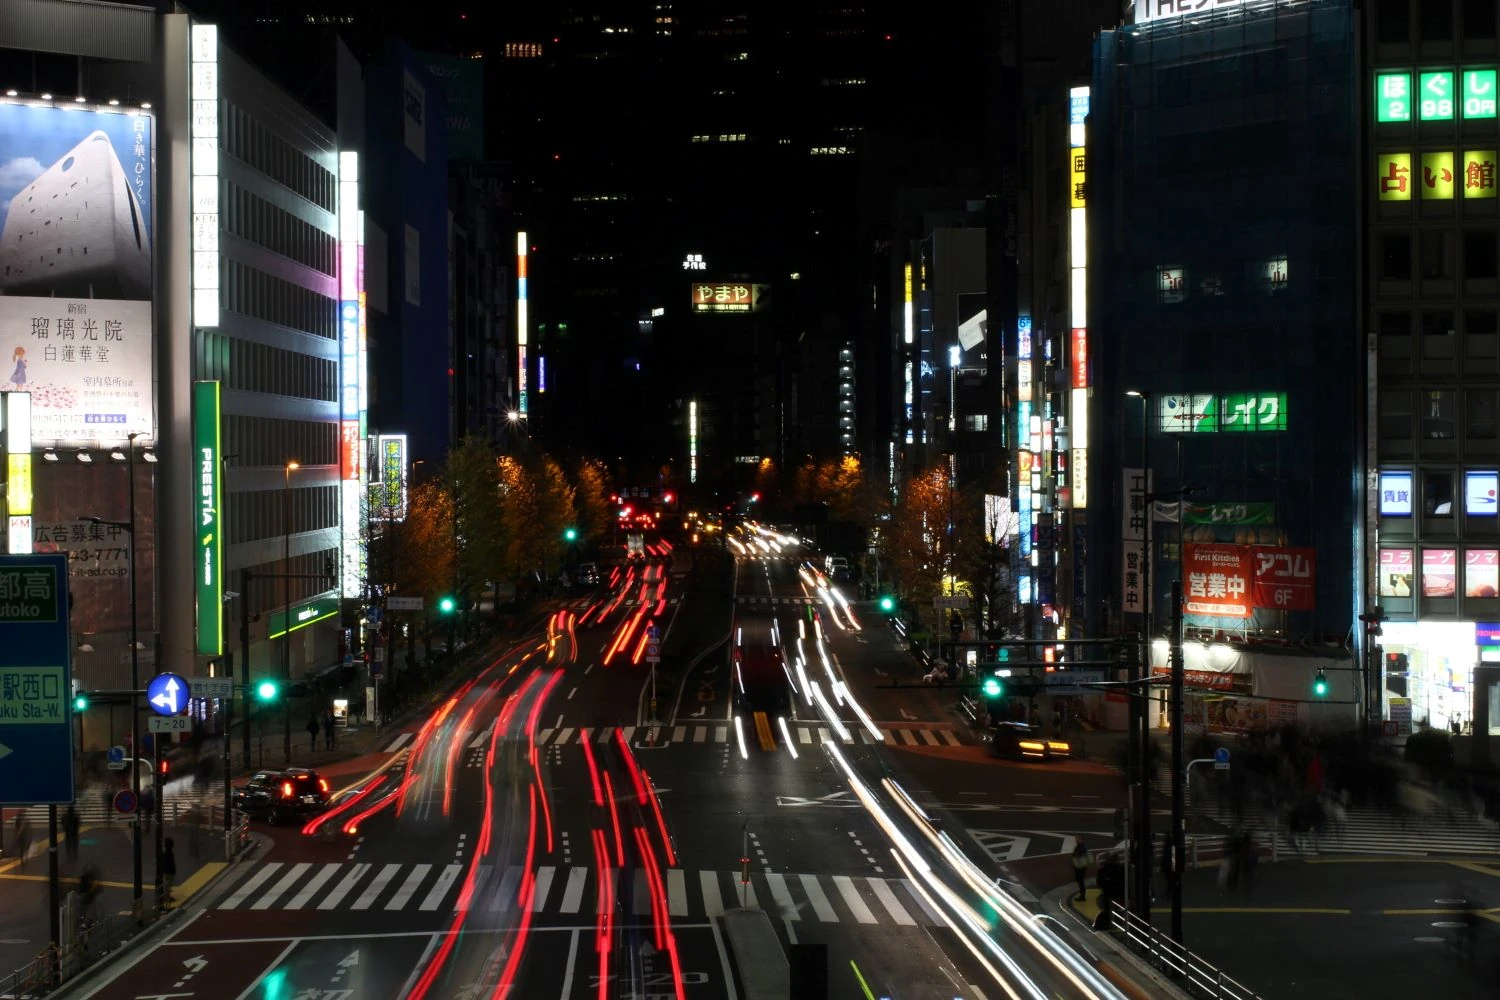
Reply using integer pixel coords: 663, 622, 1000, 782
188, 676, 233, 699
0, 554, 75, 806
1214, 747, 1231, 770
647, 623, 661, 639
366, 605, 383, 624
146, 672, 189, 716
933, 595, 970, 610
149, 715, 192, 734
113, 788, 137, 814
386, 596, 424, 611
646, 641, 661, 663
107, 745, 125, 764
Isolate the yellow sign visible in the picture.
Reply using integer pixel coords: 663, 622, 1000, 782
1376, 152, 1411, 201
1420, 151, 1455, 199
1070, 148, 1086, 208
1465, 150, 1498, 199
5, 453, 30, 516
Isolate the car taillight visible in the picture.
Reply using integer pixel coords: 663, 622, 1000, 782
280, 781, 294, 798
317, 778, 329, 793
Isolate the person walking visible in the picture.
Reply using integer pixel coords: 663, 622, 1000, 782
62, 804, 80, 861
1071, 840, 1091, 901
158, 836, 177, 907
322, 708, 335, 750
305, 714, 320, 752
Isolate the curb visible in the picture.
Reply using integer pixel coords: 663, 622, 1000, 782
1038, 882, 1193, 1000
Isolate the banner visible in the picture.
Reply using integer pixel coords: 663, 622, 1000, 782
1154, 501, 1276, 525
193, 382, 222, 655
0, 105, 155, 444
1183, 543, 1252, 618
1121, 468, 1151, 615
1250, 545, 1317, 612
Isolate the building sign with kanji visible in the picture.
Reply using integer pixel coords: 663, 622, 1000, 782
1159, 392, 1287, 433
1422, 151, 1455, 199
1465, 150, 1497, 199
1375, 68, 1498, 122
1376, 72, 1411, 122
1120, 468, 1151, 616
690, 282, 769, 313
1070, 148, 1086, 209
1184, 543, 1252, 618
0, 561, 59, 622
1420, 71, 1455, 120
1377, 152, 1412, 201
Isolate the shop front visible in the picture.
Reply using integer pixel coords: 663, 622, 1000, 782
1378, 620, 1480, 735
1149, 639, 1357, 734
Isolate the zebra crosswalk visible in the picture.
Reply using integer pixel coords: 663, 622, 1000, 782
735, 596, 818, 606
531, 723, 963, 749
213, 860, 947, 927
15, 783, 221, 825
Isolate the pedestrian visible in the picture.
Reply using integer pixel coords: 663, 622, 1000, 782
62, 804, 80, 861
322, 708, 335, 750
1094, 852, 1125, 930
305, 714, 320, 752
1071, 840, 1090, 901
159, 836, 177, 905
1159, 834, 1174, 901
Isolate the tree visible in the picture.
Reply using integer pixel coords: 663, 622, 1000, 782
572, 458, 613, 544
446, 437, 506, 606
886, 465, 953, 611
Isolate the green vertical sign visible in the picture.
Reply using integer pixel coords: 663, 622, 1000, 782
1465, 69, 1498, 119
194, 381, 223, 655
1420, 71, 1455, 120
1375, 72, 1412, 122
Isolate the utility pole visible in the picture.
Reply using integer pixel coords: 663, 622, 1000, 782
239, 567, 252, 771
1169, 578, 1186, 946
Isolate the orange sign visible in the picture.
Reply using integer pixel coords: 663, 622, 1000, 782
340, 420, 360, 481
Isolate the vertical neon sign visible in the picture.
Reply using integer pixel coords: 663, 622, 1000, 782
688, 399, 698, 484
1069, 85, 1090, 509
338, 151, 364, 598
193, 381, 222, 654
517, 232, 529, 415
3, 392, 32, 554
190, 23, 220, 329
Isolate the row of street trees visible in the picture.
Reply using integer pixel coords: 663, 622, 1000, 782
370, 438, 613, 615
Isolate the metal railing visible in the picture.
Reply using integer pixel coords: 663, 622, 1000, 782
1108, 900, 1261, 1000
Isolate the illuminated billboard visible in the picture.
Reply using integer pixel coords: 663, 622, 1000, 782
193, 381, 222, 655
338, 152, 364, 598
691, 282, 769, 313
1068, 85, 1089, 511
0, 102, 155, 445
191, 24, 220, 328
517, 231, 528, 414
3, 391, 31, 553
376, 434, 407, 521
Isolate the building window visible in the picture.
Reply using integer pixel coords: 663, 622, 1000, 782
1378, 0, 1412, 42
1425, 470, 1456, 516
1468, 389, 1498, 438
963, 414, 989, 432
1467, 0, 1499, 36
1423, 310, 1457, 362
1422, 230, 1456, 279
1422, 0, 1454, 40
1467, 230, 1498, 278
1423, 389, 1458, 439
1381, 231, 1412, 279
1380, 389, 1414, 439
1470, 309, 1500, 359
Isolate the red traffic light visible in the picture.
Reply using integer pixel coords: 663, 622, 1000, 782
158, 759, 171, 776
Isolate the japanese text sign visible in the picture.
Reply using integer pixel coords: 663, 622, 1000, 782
1377, 153, 1412, 201
1422, 152, 1455, 199
0, 553, 73, 805
1380, 470, 1413, 516
1376, 72, 1411, 122
691, 282, 768, 313
1184, 544, 1252, 618
1466, 549, 1499, 599
1423, 548, 1457, 598
1249, 545, 1316, 612
1466, 150, 1498, 199
1220, 392, 1287, 432
1466, 70, 1498, 119
1379, 548, 1413, 599
1070, 148, 1086, 209
1421, 71, 1455, 120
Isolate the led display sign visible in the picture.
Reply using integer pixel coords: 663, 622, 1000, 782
192, 381, 222, 654
1420, 71, 1455, 120
1379, 471, 1413, 516
1376, 67, 1500, 121
1467, 470, 1498, 516
1376, 72, 1411, 122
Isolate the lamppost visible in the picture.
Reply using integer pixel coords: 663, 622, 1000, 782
81, 432, 144, 910
1124, 390, 1153, 920
282, 460, 299, 764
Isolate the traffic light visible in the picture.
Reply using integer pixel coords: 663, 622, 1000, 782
750, 493, 760, 503
438, 596, 457, 614
1312, 670, 1329, 698
72, 691, 89, 712
982, 676, 1004, 698
158, 758, 171, 777
255, 679, 279, 702
878, 595, 896, 613
564, 527, 578, 542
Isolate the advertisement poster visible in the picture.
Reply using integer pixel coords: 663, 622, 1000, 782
1466, 548, 1499, 598
1380, 548, 1414, 598
1183, 543, 1252, 618
0, 104, 154, 444
1423, 548, 1458, 598
1250, 546, 1317, 611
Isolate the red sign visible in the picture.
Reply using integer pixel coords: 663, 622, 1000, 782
1071, 328, 1088, 388
1152, 666, 1245, 691
1423, 548, 1457, 598
340, 420, 360, 481
1184, 544, 1252, 618
1250, 545, 1317, 611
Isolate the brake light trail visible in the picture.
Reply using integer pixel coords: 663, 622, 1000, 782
603, 770, 626, 866
581, 731, 604, 806
615, 728, 648, 803
634, 827, 687, 1000
591, 828, 614, 1000
442, 700, 480, 817
490, 781, 541, 999
641, 769, 677, 867
524, 671, 565, 852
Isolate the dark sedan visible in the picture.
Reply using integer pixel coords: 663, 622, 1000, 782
233, 767, 330, 825
987, 722, 1072, 761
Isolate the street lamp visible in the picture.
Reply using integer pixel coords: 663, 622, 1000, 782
80, 434, 144, 910
282, 460, 299, 764
1124, 389, 1153, 920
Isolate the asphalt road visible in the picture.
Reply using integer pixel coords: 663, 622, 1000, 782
64, 542, 1153, 1000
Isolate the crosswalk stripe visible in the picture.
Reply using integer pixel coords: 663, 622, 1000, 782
419, 864, 463, 911
939, 730, 961, 746
559, 866, 588, 913
619, 726, 636, 743
596, 729, 613, 744
818, 728, 831, 743
799, 728, 813, 745
220, 862, 283, 909
693, 727, 707, 743
833, 875, 878, 924
918, 729, 940, 746
319, 863, 370, 910
468, 727, 491, 750
458, 865, 492, 912
628, 869, 649, 916
530, 866, 556, 912
672, 726, 686, 743
877, 729, 891, 742
714, 725, 727, 743
799, 874, 838, 922
868, 877, 916, 925
386, 864, 432, 910
556, 727, 573, 745
898, 729, 918, 746
700, 870, 725, 917
351, 864, 401, 910
285, 864, 341, 910
667, 868, 688, 916
382, 732, 414, 753
494, 866, 523, 912
765, 873, 798, 921
901, 879, 944, 923
250, 862, 312, 910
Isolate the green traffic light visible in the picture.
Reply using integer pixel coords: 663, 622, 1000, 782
72, 693, 89, 712
982, 677, 1003, 698
256, 680, 279, 701
1312, 671, 1328, 698
564, 528, 578, 542
439, 596, 457, 614
878, 596, 895, 613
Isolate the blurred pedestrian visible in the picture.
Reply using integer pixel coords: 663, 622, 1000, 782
1094, 853, 1125, 930
305, 714, 320, 752
62, 804, 80, 861
159, 836, 177, 905
322, 708, 335, 750
1159, 834, 1175, 901
1071, 840, 1090, 901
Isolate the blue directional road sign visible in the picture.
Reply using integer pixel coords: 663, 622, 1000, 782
1214, 746, 1231, 770
147, 672, 190, 716
0, 554, 75, 806
107, 745, 125, 765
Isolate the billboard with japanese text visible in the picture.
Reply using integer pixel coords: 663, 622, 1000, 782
1249, 545, 1316, 611
0, 104, 153, 445
1184, 543, 1252, 618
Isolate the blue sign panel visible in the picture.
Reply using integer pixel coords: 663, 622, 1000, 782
0, 554, 74, 806
146, 672, 189, 717
1214, 747, 1231, 765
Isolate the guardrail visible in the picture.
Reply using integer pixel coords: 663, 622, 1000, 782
1107, 900, 1261, 1000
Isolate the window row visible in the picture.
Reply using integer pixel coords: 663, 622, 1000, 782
222, 259, 338, 340
1374, 0, 1498, 45
222, 415, 337, 470
221, 102, 337, 213
225, 181, 337, 278
226, 483, 340, 545
1379, 468, 1498, 516
1379, 389, 1500, 439
196, 330, 337, 403
1377, 228, 1500, 278
1155, 259, 1288, 304
1378, 546, 1499, 598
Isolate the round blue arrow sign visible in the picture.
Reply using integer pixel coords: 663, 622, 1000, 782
1214, 747, 1231, 764
146, 672, 189, 717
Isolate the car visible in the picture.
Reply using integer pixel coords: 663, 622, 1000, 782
233, 767, 330, 825
987, 722, 1071, 761
577, 562, 600, 585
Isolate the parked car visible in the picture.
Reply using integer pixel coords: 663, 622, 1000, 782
987, 722, 1071, 762
233, 768, 330, 825
577, 562, 600, 585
